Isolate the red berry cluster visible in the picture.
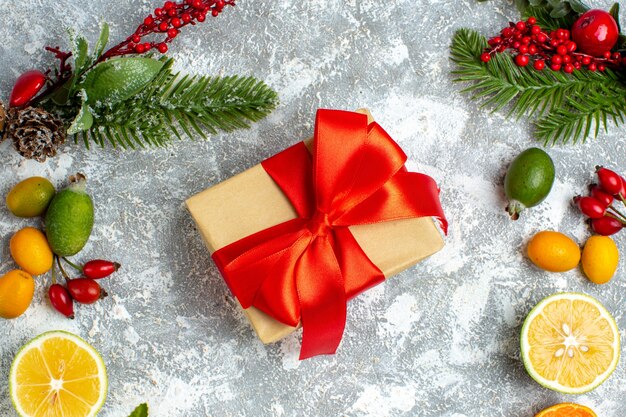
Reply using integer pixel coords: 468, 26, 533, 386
100, 0, 235, 61
574, 167, 626, 236
49, 258, 121, 319
480, 17, 624, 74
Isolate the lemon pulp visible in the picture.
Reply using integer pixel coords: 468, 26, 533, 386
10, 331, 107, 417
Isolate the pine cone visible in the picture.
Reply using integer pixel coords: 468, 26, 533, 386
0, 101, 6, 135
2, 106, 66, 162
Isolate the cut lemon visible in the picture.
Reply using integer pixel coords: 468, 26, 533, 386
521, 293, 620, 394
9, 331, 108, 417
535, 403, 597, 417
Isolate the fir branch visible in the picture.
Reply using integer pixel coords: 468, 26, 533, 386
451, 28, 626, 144
77, 59, 279, 149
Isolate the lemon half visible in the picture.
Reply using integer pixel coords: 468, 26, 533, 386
10, 331, 108, 417
521, 293, 620, 394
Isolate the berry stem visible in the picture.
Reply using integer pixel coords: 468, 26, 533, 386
62, 257, 83, 273
605, 212, 626, 225
56, 256, 71, 283
607, 205, 626, 222
51, 258, 58, 285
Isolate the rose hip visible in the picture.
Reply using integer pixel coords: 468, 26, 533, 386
67, 278, 107, 304
596, 167, 623, 195
590, 186, 614, 207
83, 260, 121, 279
574, 196, 606, 218
48, 284, 74, 319
590, 217, 624, 236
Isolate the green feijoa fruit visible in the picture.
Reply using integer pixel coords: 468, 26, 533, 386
45, 173, 94, 256
6, 177, 56, 217
504, 148, 555, 220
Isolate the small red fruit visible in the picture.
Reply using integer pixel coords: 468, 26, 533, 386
9, 70, 47, 108
571, 9, 619, 57
480, 52, 491, 63
534, 60, 546, 70
83, 260, 121, 279
590, 185, 614, 207
515, 54, 530, 67
574, 196, 606, 219
596, 166, 623, 195
67, 278, 107, 304
48, 284, 74, 319
591, 216, 624, 236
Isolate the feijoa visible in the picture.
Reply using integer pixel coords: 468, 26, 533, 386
6, 177, 55, 217
45, 173, 94, 256
504, 148, 555, 220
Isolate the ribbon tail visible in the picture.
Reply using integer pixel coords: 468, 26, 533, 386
297, 235, 347, 360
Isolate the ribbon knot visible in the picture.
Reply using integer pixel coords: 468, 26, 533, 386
308, 211, 332, 236
212, 109, 447, 359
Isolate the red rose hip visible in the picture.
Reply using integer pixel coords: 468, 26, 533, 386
83, 260, 121, 279
571, 9, 619, 57
574, 196, 606, 219
67, 278, 107, 304
48, 284, 75, 319
591, 217, 623, 236
596, 167, 623, 195
590, 186, 614, 207
9, 70, 47, 108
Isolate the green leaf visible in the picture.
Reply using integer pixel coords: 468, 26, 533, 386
81, 57, 164, 106
128, 403, 148, 417
67, 98, 94, 135
94, 22, 110, 59
609, 3, 621, 35
72, 35, 90, 75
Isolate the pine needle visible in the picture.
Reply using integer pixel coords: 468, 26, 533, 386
450, 28, 626, 144
76, 58, 278, 149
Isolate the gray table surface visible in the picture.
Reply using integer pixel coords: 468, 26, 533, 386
1, 0, 625, 416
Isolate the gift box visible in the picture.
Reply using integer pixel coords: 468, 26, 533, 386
186, 109, 447, 359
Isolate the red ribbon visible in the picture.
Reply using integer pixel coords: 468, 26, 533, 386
213, 109, 447, 359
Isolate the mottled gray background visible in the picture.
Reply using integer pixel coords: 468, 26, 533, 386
0, 0, 625, 416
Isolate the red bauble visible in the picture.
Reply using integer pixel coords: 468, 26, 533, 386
571, 9, 619, 57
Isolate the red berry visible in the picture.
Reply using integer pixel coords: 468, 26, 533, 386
182, 13, 192, 23
551, 55, 563, 65
574, 196, 606, 219
556, 29, 567, 39
557, 45, 568, 55
572, 9, 619, 57
522, 36, 532, 45
67, 278, 107, 304
143, 42, 151, 51
164, 1, 175, 9
603, 51, 612, 59
502, 27, 514, 37
612, 52, 621, 60
154, 7, 164, 16
191, 0, 202, 7
212, 8, 219, 17
83, 260, 120, 279
516, 21, 527, 31
573, 61, 582, 70
172, 17, 183, 28
527, 17, 537, 25
591, 186, 614, 207
144, 16, 155, 26
598, 64, 606, 71
596, 167, 623, 194
48, 284, 74, 319
531, 25, 541, 35
9, 70, 47, 108
167, 8, 178, 17
197, 13, 206, 22
158, 43, 169, 53
480, 52, 491, 63
519, 45, 529, 54
588, 62, 597, 71
513, 41, 522, 49
562, 55, 572, 64
515, 54, 530, 66
159, 21, 169, 31
537, 34, 547, 43
167, 28, 179, 38
528, 45, 538, 55
550, 64, 562, 71
582, 56, 592, 65
533, 60, 545, 70
591, 217, 623, 236
132, 34, 141, 43
566, 41, 577, 52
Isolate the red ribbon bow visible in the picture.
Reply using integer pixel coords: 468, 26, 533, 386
213, 109, 447, 359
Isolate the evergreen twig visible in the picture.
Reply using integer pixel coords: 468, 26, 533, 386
73, 58, 278, 149
450, 28, 626, 144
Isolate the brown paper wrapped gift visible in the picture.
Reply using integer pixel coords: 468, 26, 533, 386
186, 109, 445, 344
